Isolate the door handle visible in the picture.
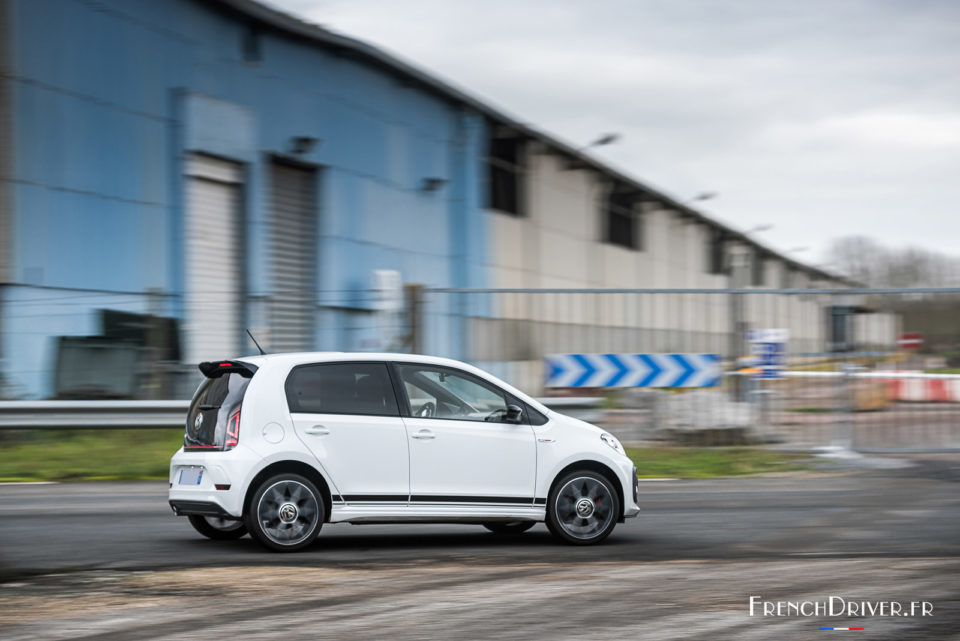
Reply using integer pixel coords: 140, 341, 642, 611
304, 425, 330, 436
411, 430, 435, 440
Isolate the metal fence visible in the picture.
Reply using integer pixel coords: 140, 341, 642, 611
3, 287, 960, 454
421, 287, 960, 453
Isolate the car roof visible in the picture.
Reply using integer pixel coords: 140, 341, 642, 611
231, 352, 550, 414
235, 352, 471, 369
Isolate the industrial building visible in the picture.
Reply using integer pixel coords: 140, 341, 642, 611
0, 0, 896, 398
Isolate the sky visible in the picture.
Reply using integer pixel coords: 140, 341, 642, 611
269, 0, 960, 265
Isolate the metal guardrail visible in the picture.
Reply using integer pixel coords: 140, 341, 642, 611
783, 371, 960, 380
0, 400, 190, 430
0, 398, 605, 430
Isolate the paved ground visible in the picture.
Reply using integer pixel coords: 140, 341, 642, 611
1, 458, 959, 639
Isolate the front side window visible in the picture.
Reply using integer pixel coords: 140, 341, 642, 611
395, 364, 511, 423
285, 362, 399, 417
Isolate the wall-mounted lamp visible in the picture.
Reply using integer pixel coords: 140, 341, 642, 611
289, 136, 319, 155
419, 177, 448, 193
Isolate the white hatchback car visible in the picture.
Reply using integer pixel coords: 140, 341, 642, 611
169, 353, 639, 551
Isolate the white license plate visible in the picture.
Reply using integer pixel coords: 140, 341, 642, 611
178, 467, 203, 485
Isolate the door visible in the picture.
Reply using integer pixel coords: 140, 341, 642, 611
270, 161, 316, 352
394, 362, 536, 503
286, 361, 409, 502
184, 155, 243, 363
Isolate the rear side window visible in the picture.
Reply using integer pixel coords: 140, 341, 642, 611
285, 362, 399, 417
185, 372, 251, 450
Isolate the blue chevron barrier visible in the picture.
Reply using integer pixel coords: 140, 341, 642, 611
545, 353, 722, 388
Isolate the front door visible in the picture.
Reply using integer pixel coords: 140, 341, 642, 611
286, 361, 408, 503
394, 363, 536, 504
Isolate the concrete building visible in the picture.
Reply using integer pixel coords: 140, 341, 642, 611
0, 0, 895, 398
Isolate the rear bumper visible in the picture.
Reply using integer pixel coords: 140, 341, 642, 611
168, 446, 258, 518
169, 500, 231, 517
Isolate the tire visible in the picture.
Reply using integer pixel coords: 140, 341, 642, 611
546, 470, 619, 545
245, 473, 324, 552
483, 521, 536, 535
187, 515, 248, 540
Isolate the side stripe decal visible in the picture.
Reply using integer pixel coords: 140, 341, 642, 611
337, 495, 540, 505
411, 495, 533, 504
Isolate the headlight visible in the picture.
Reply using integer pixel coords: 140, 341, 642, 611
600, 432, 624, 455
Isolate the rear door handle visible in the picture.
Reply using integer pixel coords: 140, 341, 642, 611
304, 425, 330, 436
411, 430, 435, 440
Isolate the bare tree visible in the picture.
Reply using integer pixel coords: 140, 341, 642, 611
826, 236, 960, 287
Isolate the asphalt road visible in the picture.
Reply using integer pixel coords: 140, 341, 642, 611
2, 458, 959, 639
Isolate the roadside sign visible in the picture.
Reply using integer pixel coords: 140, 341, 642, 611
544, 353, 721, 388
898, 333, 923, 350
747, 329, 788, 379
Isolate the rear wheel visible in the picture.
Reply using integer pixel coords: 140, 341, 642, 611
246, 474, 324, 552
482, 521, 535, 535
546, 470, 618, 545
187, 515, 248, 540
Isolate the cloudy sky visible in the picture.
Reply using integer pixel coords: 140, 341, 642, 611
270, 0, 959, 264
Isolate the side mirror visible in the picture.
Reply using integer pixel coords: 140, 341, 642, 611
505, 404, 523, 424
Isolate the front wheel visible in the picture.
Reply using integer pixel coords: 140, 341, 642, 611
246, 473, 324, 552
187, 515, 248, 540
546, 470, 618, 545
483, 521, 535, 535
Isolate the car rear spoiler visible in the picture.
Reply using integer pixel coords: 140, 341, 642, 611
198, 360, 258, 379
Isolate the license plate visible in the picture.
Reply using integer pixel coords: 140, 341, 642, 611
178, 467, 203, 485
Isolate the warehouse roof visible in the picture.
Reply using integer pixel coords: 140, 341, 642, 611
211, 0, 851, 286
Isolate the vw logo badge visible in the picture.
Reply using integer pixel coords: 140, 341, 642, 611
279, 503, 298, 523
194, 414, 203, 431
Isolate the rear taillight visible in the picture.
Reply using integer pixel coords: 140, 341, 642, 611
224, 407, 241, 450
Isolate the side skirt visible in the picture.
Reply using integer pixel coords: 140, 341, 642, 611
329, 504, 546, 524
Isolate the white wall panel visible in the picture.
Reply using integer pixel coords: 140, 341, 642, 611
184, 155, 242, 364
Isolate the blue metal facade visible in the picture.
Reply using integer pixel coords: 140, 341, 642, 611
0, 0, 488, 397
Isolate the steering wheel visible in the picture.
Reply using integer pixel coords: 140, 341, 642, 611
417, 402, 436, 418
484, 409, 506, 422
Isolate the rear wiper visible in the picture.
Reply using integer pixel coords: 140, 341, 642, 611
198, 404, 221, 410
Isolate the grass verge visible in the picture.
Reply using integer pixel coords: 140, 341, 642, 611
0, 429, 183, 482
626, 447, 808, 478
0, 430, 808, 482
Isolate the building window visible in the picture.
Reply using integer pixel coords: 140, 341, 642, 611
486, 133, 525, 216
604, 187, 642, 250
707, 228, 726, 275
242, 24, 262, 64
780, 265, 792, 289
752, 251, 765, 287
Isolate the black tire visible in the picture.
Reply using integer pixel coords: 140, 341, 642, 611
245, 473, 324, 552
187, 515, 248, 540
546, 470, 619, 545
482, 521, 536, 535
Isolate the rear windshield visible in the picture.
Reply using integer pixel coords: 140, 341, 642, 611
185, 372, 251, 450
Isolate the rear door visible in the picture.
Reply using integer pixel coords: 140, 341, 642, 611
394, 362, 536, 504
286, 361, 409, 504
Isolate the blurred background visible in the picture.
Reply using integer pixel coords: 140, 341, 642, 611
0, 0, 959, 457
1, 1, 959, 638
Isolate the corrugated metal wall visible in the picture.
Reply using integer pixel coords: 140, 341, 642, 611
269, 160, 317, 352
0, 0, 12, 286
